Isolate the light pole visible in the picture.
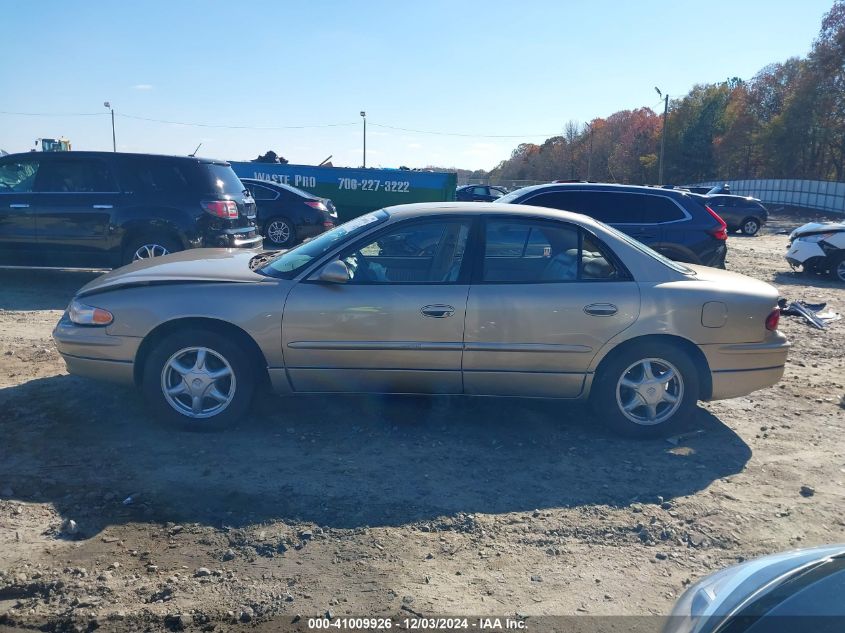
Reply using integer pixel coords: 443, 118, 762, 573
654, 87, 668, 184
360, 111, 367, 168
104, 101, 116, 151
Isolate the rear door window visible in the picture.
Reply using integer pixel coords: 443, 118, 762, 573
482, 219, 621, 282
126, 160, 196, 195
527, 191, 644, 224
0, 158, 40, 193
35, 158, 118, 193
247, 184, 278, 201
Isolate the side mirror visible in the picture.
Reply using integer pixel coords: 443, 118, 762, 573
319, 259, 350, 284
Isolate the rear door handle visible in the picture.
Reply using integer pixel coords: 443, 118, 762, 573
92, 204, 113, 209
9, 203, 29, 209
421, 304, 455, 318
584, 303, 618, 317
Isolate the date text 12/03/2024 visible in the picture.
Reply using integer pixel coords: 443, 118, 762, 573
307, 617, 526, 630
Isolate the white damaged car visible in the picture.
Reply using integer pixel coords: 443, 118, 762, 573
786, 220, 845, 282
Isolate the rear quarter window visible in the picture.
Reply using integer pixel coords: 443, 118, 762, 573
640, 195, 686, 223
120, 159, 203, 195
206, 164, 247, 196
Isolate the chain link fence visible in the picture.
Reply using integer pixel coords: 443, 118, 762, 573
690, 179, 845, 215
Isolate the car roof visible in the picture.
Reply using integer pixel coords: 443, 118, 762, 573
382, 201, 607, 228
0, 151, 229, 165
506, 181, 694, 199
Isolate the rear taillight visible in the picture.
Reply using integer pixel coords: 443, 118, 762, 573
202, 200, 238, 219
704, 205, 728, 241
305, 200, 327, 212
765, 308, 780, 331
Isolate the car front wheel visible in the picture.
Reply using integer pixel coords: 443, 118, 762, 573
590, 342, 699, 438
142, 329, 254, 429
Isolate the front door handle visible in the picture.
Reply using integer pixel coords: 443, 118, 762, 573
9, 203, 29, 209
421, 304, 455, 318
92, 204, 113, 209
584, 303, 618, 317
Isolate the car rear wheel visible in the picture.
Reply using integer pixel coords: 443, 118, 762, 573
124, 236, 181, 265
590, 342, 699, 438
829, 253, 845, 283
142, 329, 254, 430
264, 217, 296, 248
740, 217, 761, 236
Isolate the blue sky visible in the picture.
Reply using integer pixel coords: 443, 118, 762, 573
0, 0, 833, 170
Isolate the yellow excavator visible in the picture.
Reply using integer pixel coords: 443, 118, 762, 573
35, 137, 72, 152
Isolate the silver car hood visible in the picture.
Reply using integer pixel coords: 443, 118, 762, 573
77, 249, 270, 297
790, 221, 845, 240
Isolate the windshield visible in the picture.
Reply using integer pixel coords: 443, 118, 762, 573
259, 210, 389, 278
494, 185, 545, 204
600, 222, 697, 275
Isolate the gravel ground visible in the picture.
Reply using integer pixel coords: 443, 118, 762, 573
0, 211, 843, 632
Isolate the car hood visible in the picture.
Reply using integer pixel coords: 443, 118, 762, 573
76, 249, 270, 297
790, 221, 845, 240
684, 264, 779, 300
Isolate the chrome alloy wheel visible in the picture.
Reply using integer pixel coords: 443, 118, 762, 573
615, 358, 684, 426
267, 220, 291, 245
836, 258, 845, 282
133, 243, 170, 260
160, 347, 236, 419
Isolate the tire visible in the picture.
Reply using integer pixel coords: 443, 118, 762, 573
141, 329, 255, 430
740, 217, 761, 236
590, 342, 700, 439
264, 217, 296, 248
829, 252, 845, 283
123, 235, 181, 266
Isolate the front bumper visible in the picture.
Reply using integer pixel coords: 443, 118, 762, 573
53, 315, 138, 385
700, 332, 791, 400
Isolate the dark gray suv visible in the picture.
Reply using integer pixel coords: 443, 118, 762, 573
495, 183, 728, 268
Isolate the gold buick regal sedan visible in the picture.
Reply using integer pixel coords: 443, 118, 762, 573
53, 203, 790, 437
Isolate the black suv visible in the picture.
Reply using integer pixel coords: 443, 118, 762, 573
495, 183, 728, 267
704, 194, 769, 236
0, 151, 261, 269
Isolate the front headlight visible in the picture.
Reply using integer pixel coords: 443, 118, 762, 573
68, 299, 114, 326
662, 566, 739, 633
796, 232, 835, 243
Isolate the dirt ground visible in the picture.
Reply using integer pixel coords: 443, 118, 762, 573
1, 211, 844, 632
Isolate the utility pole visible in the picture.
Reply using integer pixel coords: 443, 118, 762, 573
586, 123, 594, 181
360, 111, 367, 168
104, 101, 116, 151
655, 87, 668, 184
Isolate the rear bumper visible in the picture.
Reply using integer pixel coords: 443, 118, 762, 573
703, 243, 728, 268
700, 332, 791, 400
204, 227, 263, 249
